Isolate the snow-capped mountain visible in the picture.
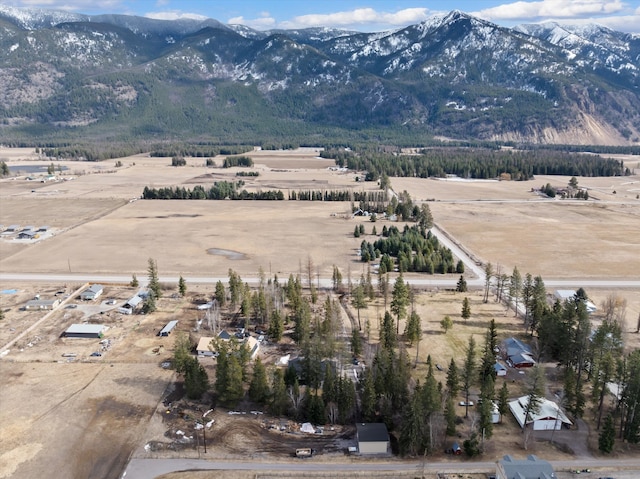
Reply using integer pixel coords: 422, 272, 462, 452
0, 5, 638, 145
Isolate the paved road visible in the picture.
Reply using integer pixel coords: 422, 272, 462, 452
121, 457, 640, 479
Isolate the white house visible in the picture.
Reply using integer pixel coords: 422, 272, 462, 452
509, 396, 572, 431
197, 337, 216, 357
25, 298, 60, 311
81, 284, 104, 301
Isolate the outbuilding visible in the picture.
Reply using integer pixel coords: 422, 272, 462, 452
356, 423, 390, 455
494, 361, 508, 376
159, 320, 178, 337
63, 324, 106, 338
81, 284, 104, 301
25, 298, 60, 311
509, 395, 572, 431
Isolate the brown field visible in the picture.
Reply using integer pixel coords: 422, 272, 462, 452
1, 147, 640, 478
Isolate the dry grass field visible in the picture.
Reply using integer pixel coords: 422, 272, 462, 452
1, 147, 640, 478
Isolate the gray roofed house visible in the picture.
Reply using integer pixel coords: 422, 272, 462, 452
81, 284, 104, 301
496, 454, 556, 479
356, 423, 390, 454
25, 298, 60, 311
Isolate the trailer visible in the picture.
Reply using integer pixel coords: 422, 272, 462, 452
295, 448, 313, 458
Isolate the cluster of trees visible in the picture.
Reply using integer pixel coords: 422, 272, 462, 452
483, 264, 640, 450
359, 225, 461, 274
223, 155, 253, 168
141, 182, 285, 200
324, 147, 628, 180
151, 145, 253, 157
171, 156, 186, 166
0, 161, 9, 176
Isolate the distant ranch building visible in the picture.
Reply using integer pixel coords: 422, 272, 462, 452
63, 324, 107, 339
25, 299, 60, 311
81, 284, 104, 301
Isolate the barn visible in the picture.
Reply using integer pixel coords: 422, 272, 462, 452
356, 423, 390, 454
509, 396, 572, 431
63, 324, 106, 339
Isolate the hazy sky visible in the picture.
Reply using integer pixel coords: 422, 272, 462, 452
3, 0, 640, 33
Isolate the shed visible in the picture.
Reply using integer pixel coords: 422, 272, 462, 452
64, 324, 106, 338
197, 337, 216, 357
17, 230, 37, 239
244, 336, 260, 360
356, 423, 390, 455
494, 362, 507, 376
25, 298, 60, 311
159, 320, 178, 336
509, 395, 572, 431
81, 284, 104, 301
124, 295, 143, 310
217, 330, 232, 341
496, 454, 555, 479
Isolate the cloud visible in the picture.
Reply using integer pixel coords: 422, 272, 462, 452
473, 0, 625, 21
279, 7, 432, 30
145, 10, 208, 21
228, 11, 276, 30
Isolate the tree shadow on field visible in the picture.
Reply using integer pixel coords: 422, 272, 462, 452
424, 329, 446, 335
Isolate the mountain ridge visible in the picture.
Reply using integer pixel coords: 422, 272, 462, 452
0, 5, 638, 146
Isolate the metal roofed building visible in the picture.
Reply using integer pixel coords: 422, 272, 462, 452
81, 284, 104, 301
25, 298, 60, 311
197, 337, 216, 357
159, 320, 179, 336
509, 396, 572, 431
496, 454, 556, 479
63, 324, 106, 338
356, 423, 390, 454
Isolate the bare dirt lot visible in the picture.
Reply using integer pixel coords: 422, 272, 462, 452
1, 147, 639, 478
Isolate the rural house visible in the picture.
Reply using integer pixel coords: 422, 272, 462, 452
356, 423, 390, 454
496, 454, 556, 479
25, 298, 60, 311
503, 337, 536, 368
197, 337, 216, 357
509, 395, 572, 431
80, 284, 104, 301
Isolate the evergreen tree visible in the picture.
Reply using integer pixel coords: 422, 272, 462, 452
248, 357, 270, 404
456, 275, 467, 292
461, 297, 471, 322
130, 273, 139, 287
361, 370, 377, 422
268, 309, 284, 342
391, 274, 409, 335
509, 266, 522, 317
483, 263, 493, 303
351, 328, 362, 357
446, 358, 460, 397
462, 336, 477, 418
399, 387, 425, 456
599, 413, 616, 453
147, 258, 161, 298
184, 357, 209, 400
142, 291, 157, 314
380, 311, 397, 351
498, 381, 509, 423
214, 280, 226, 307
445, 395, 457, 436
404, 310, 422, 346
270, 369, 288, 416
351, 284, 367, 331
178, 275, 187, 297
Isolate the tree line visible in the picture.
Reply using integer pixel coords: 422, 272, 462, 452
323, 147, 628, 180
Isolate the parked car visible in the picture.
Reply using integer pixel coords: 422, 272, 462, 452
459, 401, 474, 406
90, 352, 102, 357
